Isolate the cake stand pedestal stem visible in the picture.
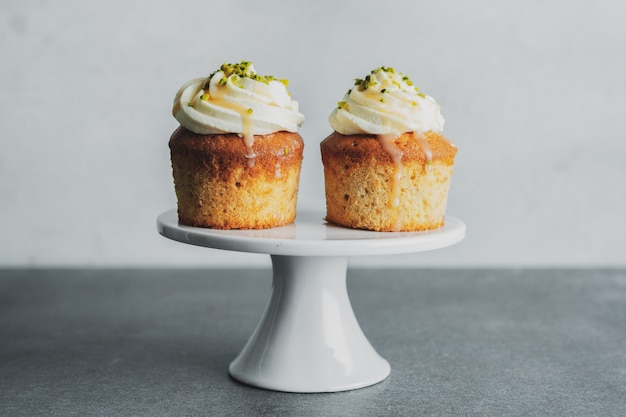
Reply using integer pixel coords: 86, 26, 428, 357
228, 255, 391, 393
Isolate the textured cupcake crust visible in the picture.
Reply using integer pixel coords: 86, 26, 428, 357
170, 127, 304, 229
320, 131, 457, 232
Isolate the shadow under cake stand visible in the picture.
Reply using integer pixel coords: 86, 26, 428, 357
157, 209, 465, 393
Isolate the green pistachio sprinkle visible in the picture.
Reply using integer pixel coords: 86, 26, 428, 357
381, 88, 387, 93
246, 108, 253, 115
353, 66, 422, 95
354, 74, 378, 91
418, 93, 426, 98
200, 94, 209, 101
284, 148, 289, 155
207, 60, 288, 87
337, 101, 347, 109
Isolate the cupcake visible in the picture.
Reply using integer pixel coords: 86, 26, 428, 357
169, 61, 305, 229
320, 67, 457, 232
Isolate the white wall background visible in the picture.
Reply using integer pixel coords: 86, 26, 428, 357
1, 0, 625, 268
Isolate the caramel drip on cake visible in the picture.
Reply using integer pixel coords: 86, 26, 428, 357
377, 132, 435, 208
240, 115, 257, 168
206, 95, 257, 168
377, 133, 403, 208
413, 132, 432, 171
376, 132, 437, 230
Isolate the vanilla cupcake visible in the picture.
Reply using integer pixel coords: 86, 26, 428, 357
170, 61, 305, 229
320, 67, 457, 232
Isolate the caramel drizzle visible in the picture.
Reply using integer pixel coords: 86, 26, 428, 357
413, 132, 432, 165
377, 131, 433, 208
378, 133, 404, 208
376, 131, 434, 231
198, 89, 258, 168
239, 114, 256, 168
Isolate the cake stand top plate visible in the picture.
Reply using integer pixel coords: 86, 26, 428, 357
157, 209, 465, 257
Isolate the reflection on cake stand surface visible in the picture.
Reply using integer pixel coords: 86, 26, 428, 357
157, 209, 465, 393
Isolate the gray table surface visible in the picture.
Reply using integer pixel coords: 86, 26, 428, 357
0, 268, 624, 416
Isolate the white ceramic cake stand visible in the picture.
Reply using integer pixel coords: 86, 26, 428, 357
157, 209, 465, 393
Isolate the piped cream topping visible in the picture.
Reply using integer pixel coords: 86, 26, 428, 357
329, 67, 444, 136
173, 61, 304, 166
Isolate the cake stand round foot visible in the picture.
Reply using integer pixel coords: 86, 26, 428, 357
228, 255, 390, 393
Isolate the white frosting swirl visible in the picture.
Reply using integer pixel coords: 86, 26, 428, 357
173, 62, 304, 135
329, 67, 444, 135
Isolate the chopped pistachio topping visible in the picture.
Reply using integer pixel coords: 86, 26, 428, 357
353, 66, 421, 94
206, 60, 288, 87
284, 147, 289, 155
246, 108, 254, 115
200, 94, 210, 101
418, 93, 426, 99
354, 73, 378, 91
337, 101, 347, 109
